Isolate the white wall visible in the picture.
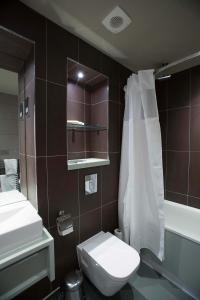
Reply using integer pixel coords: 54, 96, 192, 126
0, 92, 19, 159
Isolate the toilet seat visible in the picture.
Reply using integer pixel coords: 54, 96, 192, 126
80, 232, 140, 280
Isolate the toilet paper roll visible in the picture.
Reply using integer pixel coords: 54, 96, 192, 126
114, 228, 123, 240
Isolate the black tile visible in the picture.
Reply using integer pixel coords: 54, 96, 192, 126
166, 151, 189, 194
102, 154, 120, 205
165, 191, 187, 205
35, 79, 46, 156
47, 20, 78, 85
159, 111, 167, 148
167, 71, 190, 109
80, 208, 101, 242
37, 157, 48, 227
190, 106, 200, 151
155, 79, 168, 111
47, 157, 79, 227
167, 108, 189, 151
191, 65, 200, 106
47, 82, 67, 156
79, 167, 101, 215
188, 196, 200, 209
189, 152, 200, 198
102, 202, 118, 233
109, 102, 120, 152
50, 218, 79, 285
79, 39, 101, 73
0, 1, 46, 79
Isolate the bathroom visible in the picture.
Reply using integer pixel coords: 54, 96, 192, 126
0, 1, 200, 300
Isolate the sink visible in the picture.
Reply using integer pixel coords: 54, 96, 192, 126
0, 200, 43, 256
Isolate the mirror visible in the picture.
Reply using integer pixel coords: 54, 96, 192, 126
0, 27, 35, 206
67, 58, 110, 170
0, 68, 20, 192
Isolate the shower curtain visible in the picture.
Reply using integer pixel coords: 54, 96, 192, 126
118, 70, 165, 261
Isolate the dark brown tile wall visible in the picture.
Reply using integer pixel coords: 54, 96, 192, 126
156, 67, 200, 210
1, 1, 131, 299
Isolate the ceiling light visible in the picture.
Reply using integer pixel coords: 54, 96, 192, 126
77, 71, 84, 79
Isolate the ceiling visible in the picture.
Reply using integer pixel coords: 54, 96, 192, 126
0, 68, 18, 95
20, 0, 200, 71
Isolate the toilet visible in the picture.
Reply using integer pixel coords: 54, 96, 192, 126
77, 231, 140, 296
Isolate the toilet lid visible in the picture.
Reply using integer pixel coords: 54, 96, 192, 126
84, 232, 140, 280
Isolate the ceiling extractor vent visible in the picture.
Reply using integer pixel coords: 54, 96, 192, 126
102, 6, 132, 34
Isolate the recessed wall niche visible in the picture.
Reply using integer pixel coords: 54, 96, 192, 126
67, 58, 109, 170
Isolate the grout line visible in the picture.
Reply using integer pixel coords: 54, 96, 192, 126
77, 170, 80, 243
187, 70, 192, 205
45, 20, 50, 229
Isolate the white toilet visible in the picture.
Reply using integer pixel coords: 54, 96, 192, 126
77, 231, 140, 296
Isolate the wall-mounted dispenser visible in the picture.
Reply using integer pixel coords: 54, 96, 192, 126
85, 174, 97, 195
56, 211, 74, 236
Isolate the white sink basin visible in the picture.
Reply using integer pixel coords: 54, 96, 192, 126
0, 200, 43, 256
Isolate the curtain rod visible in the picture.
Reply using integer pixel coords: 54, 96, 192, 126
155, 50, 200, 78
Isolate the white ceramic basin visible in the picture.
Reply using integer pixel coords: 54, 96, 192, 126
0, 200, 43, 256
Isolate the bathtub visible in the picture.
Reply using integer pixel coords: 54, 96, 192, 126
142, 200, 200, 300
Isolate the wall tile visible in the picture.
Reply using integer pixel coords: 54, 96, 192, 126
50, 218, 79, 285
79, 167, 101, 215
68, 131, 85, 153
191, 65, 200, 106
165, 191, 187, 205
80, 208, 101, 242
167, 108, 189, 151
102, 202, 118, 233
78, 40, 101, 72
25, 79, 35, 156
190, 106, 200, 151
67, 101, 84, 122
47, 82, 67, 156
47, 20, 78, 85
35, 79, 46, 156
47, 157, 79, 227
90, 102, 108, 126
102, 154, 120, 205
36, 157, 48, 227
167, 71, 190, 109
155, 79, 168, 111
109, 102, 120, 152
166, 151, 189, 194
159, 111, 167, 149
189, 152, 200, 198
0, 1, 46, 79
188, 196, 200, 209
67, 82, 84, 103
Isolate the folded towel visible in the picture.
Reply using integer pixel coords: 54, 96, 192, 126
67, 120, 85, 126
4, 159, 17, 175
0, 174, 18, 192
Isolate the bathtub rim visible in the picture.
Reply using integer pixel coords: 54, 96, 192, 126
164, 199, 200, 245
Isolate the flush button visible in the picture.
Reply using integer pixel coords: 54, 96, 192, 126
85, 174, 97, 195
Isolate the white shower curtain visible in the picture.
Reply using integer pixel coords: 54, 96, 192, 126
118, 70, 165, 261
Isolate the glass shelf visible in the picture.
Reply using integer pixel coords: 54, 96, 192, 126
67, 123, 107, 131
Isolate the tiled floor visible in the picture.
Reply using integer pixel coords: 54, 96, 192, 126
49, 263, 194, 300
